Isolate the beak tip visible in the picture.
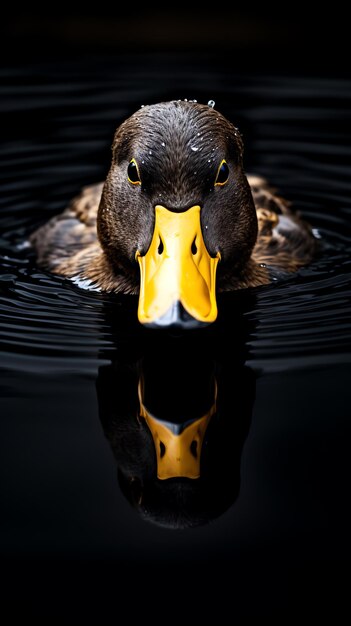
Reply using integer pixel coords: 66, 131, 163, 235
141, 301, 211, 330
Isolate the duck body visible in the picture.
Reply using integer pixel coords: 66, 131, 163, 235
30, 101, 316, 327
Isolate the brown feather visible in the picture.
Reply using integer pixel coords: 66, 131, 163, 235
29, 102, 316, 294
30, 174, 315, 292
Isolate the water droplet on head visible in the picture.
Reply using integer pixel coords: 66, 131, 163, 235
149, 150, 152, 155
208, 100, 215, 108
140, 104, 145, 108
312, 228, 322, 239
191, 145, 199, 152
161, 142, 165, 147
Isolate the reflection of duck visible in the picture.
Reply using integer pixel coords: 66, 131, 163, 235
30, 101, 316, 328
97, 327, 255, 529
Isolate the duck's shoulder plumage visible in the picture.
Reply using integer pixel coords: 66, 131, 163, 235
29, 182, 137, 293
248, 174, 316, 275
30, 183, 101, 267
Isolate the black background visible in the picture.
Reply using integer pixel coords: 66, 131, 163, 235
1, 7, 350, 625
1, 5, 350, 75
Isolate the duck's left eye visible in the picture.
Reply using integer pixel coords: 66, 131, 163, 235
128, 159, 141, 185
215, 160, 229, 186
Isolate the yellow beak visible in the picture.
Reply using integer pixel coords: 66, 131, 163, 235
138, 379, 217, 480
136, 205, 220, 328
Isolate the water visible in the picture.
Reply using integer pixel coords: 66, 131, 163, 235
1, 56, 350, 622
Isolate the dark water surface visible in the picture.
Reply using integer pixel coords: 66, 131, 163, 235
1, 56, 351, 622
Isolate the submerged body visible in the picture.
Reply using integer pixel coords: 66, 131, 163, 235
30, 101, 316, 327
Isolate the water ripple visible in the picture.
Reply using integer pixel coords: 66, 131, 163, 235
0, 67, 350, 374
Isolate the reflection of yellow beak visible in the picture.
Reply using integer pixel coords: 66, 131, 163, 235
138, 380, 217, 480
136, 205, 220, 327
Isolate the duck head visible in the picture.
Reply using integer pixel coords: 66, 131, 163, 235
98, 100, 257, 328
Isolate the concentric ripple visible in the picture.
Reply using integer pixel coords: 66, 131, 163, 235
0, 60, 350, 374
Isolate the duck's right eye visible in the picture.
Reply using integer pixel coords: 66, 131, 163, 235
128, 159, 141, 185
215, 159, 229, 186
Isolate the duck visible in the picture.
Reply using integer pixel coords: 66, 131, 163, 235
30, 100, 316, 329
